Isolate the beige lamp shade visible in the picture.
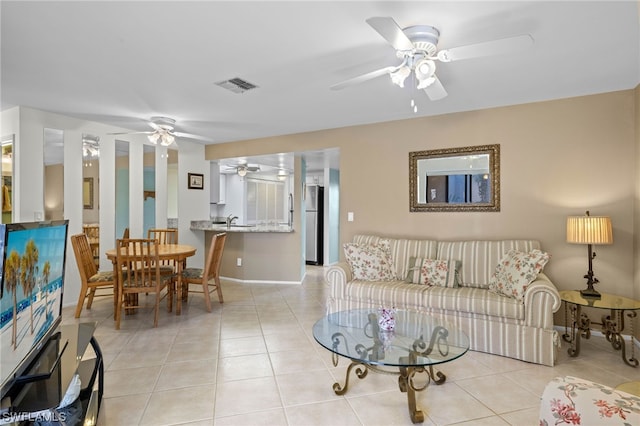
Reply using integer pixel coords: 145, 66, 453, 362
566, 215, 613, 245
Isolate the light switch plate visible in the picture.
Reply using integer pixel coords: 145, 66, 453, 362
347, 212, 354, 222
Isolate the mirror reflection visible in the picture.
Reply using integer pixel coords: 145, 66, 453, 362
82, 134, 100, 215
44, 128, 64, 220
143, 144, 155, 235
1, 135, 14, 223
409, 144, 500, 212
167, 149, 178, 224
115, 140, 129, 239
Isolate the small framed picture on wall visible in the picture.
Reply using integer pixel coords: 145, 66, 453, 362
188, 173, 204, 190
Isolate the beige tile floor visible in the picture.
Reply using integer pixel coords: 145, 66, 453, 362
62, 266, 640, 425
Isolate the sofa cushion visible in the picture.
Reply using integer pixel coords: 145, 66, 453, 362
354, 235, 438, 281
344, 242, 395, 281
345, 280, 524, 320
406, 258, 461, 288
346, 280, 431, 311
489, 249, 550, 301
436, 240, 541, 288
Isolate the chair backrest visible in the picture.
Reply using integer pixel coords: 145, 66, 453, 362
122, 228, 130, 239
83, 225, 100, 239
71, 233, 98, 281
148, 228, 178, 245
203, 232, 227, 280
116, 238, 161, 290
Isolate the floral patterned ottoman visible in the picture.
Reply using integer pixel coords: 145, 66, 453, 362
539, 376, 640, 425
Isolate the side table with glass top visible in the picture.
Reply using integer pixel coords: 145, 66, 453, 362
312, 309, 469, 424
560, 290, 640, 367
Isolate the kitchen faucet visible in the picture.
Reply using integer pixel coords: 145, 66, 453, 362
226, 214, 238, 228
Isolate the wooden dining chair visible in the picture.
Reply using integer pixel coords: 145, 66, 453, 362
71, 233, 115, 318
147, 227, 181, 287
83, 225, 100, 267
147, 228, 178, 245
114, 238, 174, 329
181, 232, 227, 312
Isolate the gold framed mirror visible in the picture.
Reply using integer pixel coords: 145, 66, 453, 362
83, 177, 94, 209
409, 144, 500, 212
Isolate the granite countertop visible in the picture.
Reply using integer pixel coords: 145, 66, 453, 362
190, 220, 294, 233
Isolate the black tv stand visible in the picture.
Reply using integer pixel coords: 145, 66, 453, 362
0, 322, 103, 425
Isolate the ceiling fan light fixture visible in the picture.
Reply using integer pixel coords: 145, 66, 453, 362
237, 166, 247, 177
148, 133, 160, 144
390, 65, 411, 88
415, 58, 436, 89
160, 133, 175, 146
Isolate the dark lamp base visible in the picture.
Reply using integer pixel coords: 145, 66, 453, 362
580, 288, 601, 299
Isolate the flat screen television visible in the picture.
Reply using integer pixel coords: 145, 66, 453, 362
0, 220, 69, 400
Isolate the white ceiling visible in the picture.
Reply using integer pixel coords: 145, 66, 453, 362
2, 1, 639, 151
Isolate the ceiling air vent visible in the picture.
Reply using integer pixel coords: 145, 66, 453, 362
215, 78, 258, 94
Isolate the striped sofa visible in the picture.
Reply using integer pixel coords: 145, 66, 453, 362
325, 235, 562, 366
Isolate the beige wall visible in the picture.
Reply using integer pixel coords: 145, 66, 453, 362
207, 89, 638, 327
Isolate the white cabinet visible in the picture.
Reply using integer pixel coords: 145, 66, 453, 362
210, 162, 227, 204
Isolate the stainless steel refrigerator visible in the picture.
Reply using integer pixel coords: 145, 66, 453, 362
305, 185, 324, 265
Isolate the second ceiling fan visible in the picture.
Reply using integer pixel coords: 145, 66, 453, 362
331, 17, 534, 100
109, 116, 209, 146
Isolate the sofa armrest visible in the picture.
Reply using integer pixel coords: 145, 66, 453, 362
326, 262, 352, 287
523, 272, 561, 329
325, 262, 352, 311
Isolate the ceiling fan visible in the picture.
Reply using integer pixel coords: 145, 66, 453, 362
222, 161, 261, 176
109, 116, 209, 146
331, 17, 534, 101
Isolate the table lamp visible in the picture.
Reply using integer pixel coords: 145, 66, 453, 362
566, 211, 613, 298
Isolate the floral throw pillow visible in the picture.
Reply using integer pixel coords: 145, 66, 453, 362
344, 243, 395, 281
405, 257, 461, 288
489, 249, 550, 301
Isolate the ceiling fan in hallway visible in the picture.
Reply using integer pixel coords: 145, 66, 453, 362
221, 161, 261, 177
109, 116, 210, 146
331, 17, 534, 101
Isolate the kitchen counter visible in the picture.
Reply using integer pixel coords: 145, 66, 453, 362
192, 221, 301, 284
190, 220, 294, 233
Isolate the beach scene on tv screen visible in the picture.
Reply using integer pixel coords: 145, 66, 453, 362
0, 224, 66, 388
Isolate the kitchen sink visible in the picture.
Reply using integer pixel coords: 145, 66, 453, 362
229, 224, 255, 228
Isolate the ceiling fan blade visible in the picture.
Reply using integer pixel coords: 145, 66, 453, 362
172, 131, 212, 142
330, 66, 397, 90
366, 17, 414, 51
107, 131, 153, 136
438, 34, 533, 62
148, 122, 161, 131
423, 75, 448, 101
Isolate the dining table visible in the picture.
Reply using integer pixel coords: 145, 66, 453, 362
105, 243, 197, 316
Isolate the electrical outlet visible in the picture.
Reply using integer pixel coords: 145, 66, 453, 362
236, 257, 242, 267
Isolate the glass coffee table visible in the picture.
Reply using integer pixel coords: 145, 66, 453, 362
312, 309, 470, 423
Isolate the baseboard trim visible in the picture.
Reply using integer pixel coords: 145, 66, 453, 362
221, 276, 302, 285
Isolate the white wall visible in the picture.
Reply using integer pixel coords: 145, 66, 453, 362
177, 140, 209, 267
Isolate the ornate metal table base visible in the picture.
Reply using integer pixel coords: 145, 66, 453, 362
563, 303, 638, 367
330, 324, 451, 424
331, 357, 445, 424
